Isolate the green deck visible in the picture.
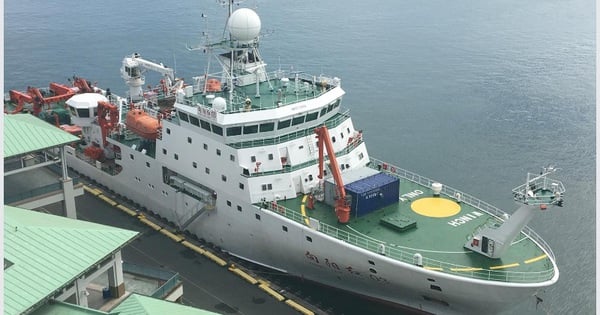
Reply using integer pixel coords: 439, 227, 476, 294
265, 160, 556, 284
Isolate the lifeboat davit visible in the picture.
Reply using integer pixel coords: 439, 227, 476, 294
126, 108, 161, 140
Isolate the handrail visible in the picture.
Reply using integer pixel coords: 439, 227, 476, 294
260, 158, 557, 283
368, 158, 556, 262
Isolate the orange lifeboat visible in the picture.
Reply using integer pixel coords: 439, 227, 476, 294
206, 78, 221, 92
126, 108, 161, 140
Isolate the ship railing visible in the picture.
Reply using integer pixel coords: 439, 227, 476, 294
231, 111, 350, 150
368, 158, 557, 262
187, 70, 338, 113
262, 200, 555, 283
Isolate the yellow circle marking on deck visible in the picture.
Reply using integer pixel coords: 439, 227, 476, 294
411, 197, 461, 218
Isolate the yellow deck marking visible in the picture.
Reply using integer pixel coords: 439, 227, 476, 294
301, 195, 310, 226
450, 267, 483, 272
411, 197, 461, 218
525, 254, 548, 264
424, 266, 444, 271
490, 263, 520, 270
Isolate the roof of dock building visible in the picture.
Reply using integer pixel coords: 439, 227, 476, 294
3, 114, 79, 158
3, 205, 139, 315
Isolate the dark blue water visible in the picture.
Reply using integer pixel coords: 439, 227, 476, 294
5, 0, 595, 314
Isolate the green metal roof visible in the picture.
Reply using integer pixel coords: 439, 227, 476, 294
3, 114, 80, 158
3, 206, 139, 315
29, 301, 111, 315
111, 294, 221, 315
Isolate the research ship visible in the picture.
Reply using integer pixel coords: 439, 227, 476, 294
4, 2, 564, 314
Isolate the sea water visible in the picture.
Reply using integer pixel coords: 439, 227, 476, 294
4, 0, 595, 314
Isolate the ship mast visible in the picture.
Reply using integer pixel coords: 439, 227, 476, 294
465, 166, 565, 258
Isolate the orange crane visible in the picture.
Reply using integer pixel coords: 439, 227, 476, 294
315, 126, 351, 223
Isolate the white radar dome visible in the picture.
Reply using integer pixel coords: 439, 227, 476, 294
213, 96, 227, 112
228, 8, 261, 42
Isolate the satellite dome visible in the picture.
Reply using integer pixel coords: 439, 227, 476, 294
228, 8, 261, 42
213, 96, 227, 112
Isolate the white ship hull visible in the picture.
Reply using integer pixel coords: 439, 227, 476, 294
66, 146, 556, 315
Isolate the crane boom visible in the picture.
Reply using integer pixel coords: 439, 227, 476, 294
315, 126, 351, 223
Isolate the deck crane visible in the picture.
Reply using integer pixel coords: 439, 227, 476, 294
120, 53, 176, 102
315, 126, 351, 224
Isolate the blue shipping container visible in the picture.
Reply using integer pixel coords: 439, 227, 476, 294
345, 172, 400, 217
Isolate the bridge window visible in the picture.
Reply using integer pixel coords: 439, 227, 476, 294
368, 260, 375, 265
200, 119, 210, 131
205, 167, 210, 174
174, 154, 179, 160
331, 136, 336, 143
166, 128, 171, 135
193, 162, 197, 168
179, 112, 189, 122
358, 152, 364, 160
255, 214, 261, 220
430, 285, 442, 292
146, 162, 150, 167
221, 175, 227, 182
77, 108, 90, 118
306, 111, 318, 122
292, 115, 305, 126
130, 154, 134, 160
237, 205, 242, 212
187, 137, 192, 143
212, 124, 223, 136
203, 143, 208, 150
162, 149, 167, 155
243, 125, 258, 134
320, 107, 327, 117
260, 122, 275, 132
251, 156, 256, 162
227, 200, 231, 206
278, 119, 291, 129
239, 183, 244, 190
268, 153, 274, 160
306, 236, 312, 242
369, 268, 377, 274
216, 149, 221, 156
227, 126, 242, 136
189, 116, 200, 126
282, 226, 288, 232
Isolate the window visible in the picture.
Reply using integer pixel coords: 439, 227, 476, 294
163, 148, 167, 155
203, 143, 208, 150
237, 205, 242, 212
216, 149, 221, 156
331, 136, 336, 143
227, 126, 242, 136
255, 214, 261, 220
189, 115, 200, 126
347, 127, 351, 134
278, 119, 291, 129
200, 120, 211, 131
368, 260, 375, 265
130, 154, 134, 160
179, 112, 189, 122
292, 115, 305, 126
187, 137, 192, 143
174, 154, 179, 160
305, 111, 318, 122
205, 167, 210, 174
306, 236, 312, 242
369, 268, 377, 274
212, 124, 223, 135
239, 183, 244, 190
358, 152, 364, 160
261, 184, 273, 191
230, 154, 235, 162
221, 175, 227, 182
430, 285, 442, 292
193, 162, 197, 168
251, 156, 256, 162
227, 200, 232, 206
166, 128, 171, 134
243, 125, 258, 134
320, 107, 327, 117
268, 153, 274, 160
259, 122, 275, 132
146, 162, 150, 167
340, 132, 344, 139
282, 226, 288, 232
